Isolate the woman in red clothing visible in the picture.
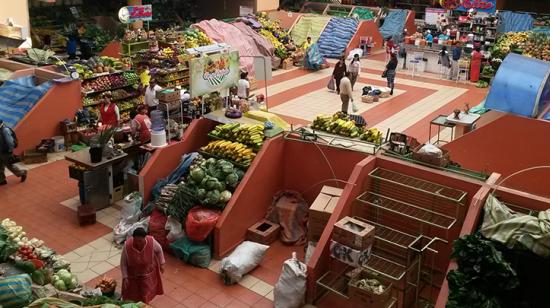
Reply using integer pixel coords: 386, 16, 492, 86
130, 105, 152, 143
99, 95, 120, 127
121, 228, 165, 303
470, 47, 483, 82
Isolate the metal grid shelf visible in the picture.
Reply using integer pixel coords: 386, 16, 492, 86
283, 127, 382, 155
316, 270, 350, 299
357, 192, 457, 230
369, 168, 467, 203
364, 253, 409, 281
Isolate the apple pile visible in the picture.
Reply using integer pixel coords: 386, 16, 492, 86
82, 73, 139, 93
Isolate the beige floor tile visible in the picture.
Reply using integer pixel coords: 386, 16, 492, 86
70, 261, 90, 273
88, 237, 114, 250
91, 261, 115, 276
63, 251, 82, 262
100, 207, 119, 216
60, 198, 79, 210
89, 251, 111, 262
77, 270, 100, 284
249, 280, 273, 296
73, 244, 96, 257
106, 254, 121, 266
265, 290, 274, 301
238, 274, 259, 289
207, 260, 221, 273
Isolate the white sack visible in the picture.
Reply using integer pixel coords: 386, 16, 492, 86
220, 241, 269, 285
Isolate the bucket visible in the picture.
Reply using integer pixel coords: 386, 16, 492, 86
151, 130, 167, 148
53, 136, 65, 152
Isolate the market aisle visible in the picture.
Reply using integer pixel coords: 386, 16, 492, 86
0, 160, 112, 255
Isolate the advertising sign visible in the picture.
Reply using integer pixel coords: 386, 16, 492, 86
425, 8, 447, 25
118, 5, 153, 23
443, 0, 497, 14
189, 51, 240, 97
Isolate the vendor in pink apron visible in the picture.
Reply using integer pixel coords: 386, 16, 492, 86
120, 228, 165, 303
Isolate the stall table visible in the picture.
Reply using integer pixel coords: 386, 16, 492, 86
446, 112, 480, 138
65, 149, 128, 210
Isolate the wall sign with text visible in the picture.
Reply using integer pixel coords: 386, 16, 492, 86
457, 0, 497, 14
118, 5, 153, 23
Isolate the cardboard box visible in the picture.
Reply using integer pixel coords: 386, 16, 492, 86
282, 58, 293, 70
246, 219, 280, 245
348, 269, 393, 308
333, 217, 375, 251
156, 89, 180, 102
330, 240, 372, 268
308, 186, 343, 241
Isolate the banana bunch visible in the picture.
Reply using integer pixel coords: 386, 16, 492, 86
360, 128, 383, 145
201, 140, 256, 166
210, 123, 264, 148
160, 48, 174, 58
311, 114, 361, 138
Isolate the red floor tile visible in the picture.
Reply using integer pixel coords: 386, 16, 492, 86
226, 298, 251, 308
150, 294, 179, 308
200, 302, 220, 308
224, 285, 263, 306
209, 291, 235, 307
181, 294, 208, 308
251, 298, 274, 308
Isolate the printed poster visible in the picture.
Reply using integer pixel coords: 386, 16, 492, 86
189, 51, 240, 97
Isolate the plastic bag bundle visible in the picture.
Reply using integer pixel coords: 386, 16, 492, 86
185, 207, 221, 242
170, 236, 211, 268
165, 216, 185, 242
274, 252, 307, 308
220, 241, 269, 285
113, 217, 149, 245
120, 192, 142, 223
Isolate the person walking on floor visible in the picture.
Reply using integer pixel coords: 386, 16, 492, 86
121, 228, 165, 304
332, 55, 347, 94
451, 42, 462, 78
349, 54, 361, 91
144, 78, 162, 114
385, 53, 398, 95
0, 120, 26, 185
438, 46, 452, 79
339, 72, 354, 114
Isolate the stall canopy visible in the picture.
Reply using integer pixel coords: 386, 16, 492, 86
497, 11, 534, 33
485, 53, 550, 118
379, 9, 407, 41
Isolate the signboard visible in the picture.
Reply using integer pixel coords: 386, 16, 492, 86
239, 6, 254, 16
189, 51, 240, 97
425, 8, 447, 25
456, 0, 497, 14
118, 5, 153, 23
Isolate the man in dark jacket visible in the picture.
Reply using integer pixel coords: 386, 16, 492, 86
0, 120, 26, 185
450, 42, 462, 80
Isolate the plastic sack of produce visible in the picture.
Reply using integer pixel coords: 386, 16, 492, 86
148, 209, 170, 251
220, 241, 269, 285
267, 190, 309, 246
170, 236, 211, 268
120, 192, 142, 223
0, 274, 33, 308
418, 143, 443, 157
185, 206, 221, 242
274, 252, 307, 308
165, 216, 185, 242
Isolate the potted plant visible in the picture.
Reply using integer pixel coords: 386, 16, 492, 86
89, 125, 116, 163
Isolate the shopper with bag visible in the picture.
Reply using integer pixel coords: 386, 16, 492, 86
331, 55, 347, 94
0, 120, 26, 185
121, 228, 165, 303
384, 53, 398, 95
339, 72, 356, 114
348, 54, 361, 91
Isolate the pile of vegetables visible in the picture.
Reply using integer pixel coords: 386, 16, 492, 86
182, 28, 214, 48
476, 80, 489, 88
163, 155, 245, 223
256, 12, 290, 60
96, 276, 117, 295
492, 32, 529, 59
52, 269, 79, 291
522, 32, 550, 61
492, 31, 550, 61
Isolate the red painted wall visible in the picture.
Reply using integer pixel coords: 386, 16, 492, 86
100, 40, 122, 59
405, 10, 416, 35
12, 68, 81, 155
346, 20, 383, 55
442, 115, 550, 198
139, 118, 217, 204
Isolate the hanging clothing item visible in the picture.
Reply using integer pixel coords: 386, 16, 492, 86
121, 236, 165, 303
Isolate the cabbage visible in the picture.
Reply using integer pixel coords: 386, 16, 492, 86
205, 177, 220, 190
236, 169, 245, 180
57, 269, 71, 282
190, 168, 205, 182
204, 190, 220, 205
197, 188, 207, 200
225, 173, 239, 187
220, 190, 232, 203
54, 279, 67, 291
67, 277, 78, 289
218, 160, 234, 174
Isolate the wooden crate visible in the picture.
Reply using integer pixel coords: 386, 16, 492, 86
22, 150, 47, 164
246, 219, 280, 245
348, 269, 393, 308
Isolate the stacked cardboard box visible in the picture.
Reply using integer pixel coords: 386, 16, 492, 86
330, 216, 375, 268
308, 186, 343, 241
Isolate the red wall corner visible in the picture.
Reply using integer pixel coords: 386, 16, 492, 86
100, 40, 122, 59
405, 10, 416, 35
346, 20, 383, 55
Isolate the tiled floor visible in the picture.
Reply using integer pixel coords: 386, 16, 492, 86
0, 54, 488, 307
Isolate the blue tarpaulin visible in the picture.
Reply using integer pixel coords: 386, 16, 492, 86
304, 43, 324, 70
317, 18, 359, 59
485, 53, 550, 118
497, 11, 534, 33
379, 9, 408, 41
0, 76, 53, 128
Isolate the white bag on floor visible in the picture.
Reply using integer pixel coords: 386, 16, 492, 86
165, 216, 185, 242
113, 217, 149, 245
220, 241, 269, 285
120, 192, 142, 223
274, 252, 307, 308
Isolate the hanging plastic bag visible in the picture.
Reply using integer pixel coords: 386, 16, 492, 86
274, 252, 307, 308
352, 101, 359, 113
327, 78, 335, 91
220, 241, 269, 285
165, 216, 185, 242
120, 192, 142, 224
185, 207, 221, 242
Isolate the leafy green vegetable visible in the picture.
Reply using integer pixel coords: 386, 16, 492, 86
54, 279, 67, 291
190, 168, 206, 182
0, 226, 18, 262
220, 191, 232, 203
205, 177, 220, 190
225, 173, 239, 187
204, 190, 221, 206
446, 234, 519, 308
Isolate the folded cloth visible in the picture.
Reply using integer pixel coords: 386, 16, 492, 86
480, 195, 550, 258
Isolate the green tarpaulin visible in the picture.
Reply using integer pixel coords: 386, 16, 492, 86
290, 15, 332, 46
352, 8, 376, 20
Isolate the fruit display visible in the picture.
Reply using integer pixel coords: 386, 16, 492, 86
82, 71, 138, 94
157, 71, 188, 83
522, 32, 550, 61
201, 140, 256, 167
311, 113, 363, 138
158, 47, 175, 59
360, 128, 383, 145
182, 28, 214, 48
492, 31, 550, 62
209, 123, 265, 148
491, 32, 529, 59
68, 56, 125, 80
